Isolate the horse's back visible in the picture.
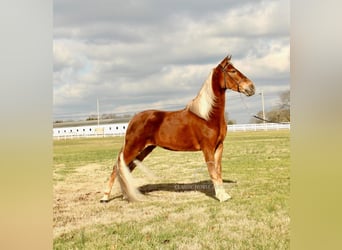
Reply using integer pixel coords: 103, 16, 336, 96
127, 109, 166, 129
125, 109, 202, 151
141, 109, 204, 150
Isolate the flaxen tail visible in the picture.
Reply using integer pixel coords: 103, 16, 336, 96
116, 151, 141, 202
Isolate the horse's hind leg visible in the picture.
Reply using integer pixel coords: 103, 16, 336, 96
116, 142, 155, 201
127, 145, 156, 171
100, 161, 118, 203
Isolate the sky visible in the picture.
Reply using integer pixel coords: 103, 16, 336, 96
53, 0, 289, 124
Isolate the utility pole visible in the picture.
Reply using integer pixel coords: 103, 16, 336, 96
260, 90, 266, 123
97, 97, 100, 127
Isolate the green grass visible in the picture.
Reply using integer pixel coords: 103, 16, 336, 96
53, 130, 290, 249
53, 137, 123, 181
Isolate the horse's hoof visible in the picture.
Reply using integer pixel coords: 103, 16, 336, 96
100, 199, 109, 203
216, 191, 231, 202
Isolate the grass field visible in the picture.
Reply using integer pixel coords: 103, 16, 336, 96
53, 130, 290, 249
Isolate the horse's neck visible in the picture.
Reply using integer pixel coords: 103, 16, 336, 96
207, 68, 226, 121
210, 90, 226, 122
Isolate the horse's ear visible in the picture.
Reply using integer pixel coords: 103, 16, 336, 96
220, 56, 227, 65
219, 54, 231, 66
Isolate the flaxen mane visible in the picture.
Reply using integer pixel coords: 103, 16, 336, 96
186, 69, 217, 120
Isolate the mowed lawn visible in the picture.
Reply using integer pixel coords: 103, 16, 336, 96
53, 130, 290, 249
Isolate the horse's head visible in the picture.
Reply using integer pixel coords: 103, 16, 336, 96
216, 55, 255, 96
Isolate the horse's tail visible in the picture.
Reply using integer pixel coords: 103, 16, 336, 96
116, 151, 141, 202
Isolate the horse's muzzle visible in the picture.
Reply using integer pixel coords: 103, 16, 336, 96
240, 81, 255, 96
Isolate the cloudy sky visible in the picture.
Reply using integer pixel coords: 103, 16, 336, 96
53, 0, 289, 123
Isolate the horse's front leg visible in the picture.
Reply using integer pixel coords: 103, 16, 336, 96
213, 142, 231, 202
202, 145, 231, 202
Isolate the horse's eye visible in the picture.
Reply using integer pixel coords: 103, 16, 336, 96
229, 70, 237, 74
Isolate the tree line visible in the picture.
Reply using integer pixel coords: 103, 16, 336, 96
250, 90, 290, 123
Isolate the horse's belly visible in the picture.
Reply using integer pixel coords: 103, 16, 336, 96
156, 125, 201, 151
159, 142, 201, 152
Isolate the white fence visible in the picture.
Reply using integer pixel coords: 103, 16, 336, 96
228, 122, 290, 132
53, 123, 129, 139
53, 122, 290, 140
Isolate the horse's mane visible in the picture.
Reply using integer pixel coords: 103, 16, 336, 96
186, 69, 216, 121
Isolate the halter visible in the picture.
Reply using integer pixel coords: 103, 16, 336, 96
219, 62, 242, 92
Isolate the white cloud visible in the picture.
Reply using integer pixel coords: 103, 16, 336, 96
218, 0, 289, 37
53, 0, 290, 123
234, 39, 290, 80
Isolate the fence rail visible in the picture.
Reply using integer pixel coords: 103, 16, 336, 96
53, 122, 290, 140
228, 122, 290, 132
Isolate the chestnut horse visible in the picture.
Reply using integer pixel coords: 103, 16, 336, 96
101, 55, 255, 202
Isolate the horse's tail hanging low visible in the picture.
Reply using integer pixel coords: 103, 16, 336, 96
116, 151, 141, 202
